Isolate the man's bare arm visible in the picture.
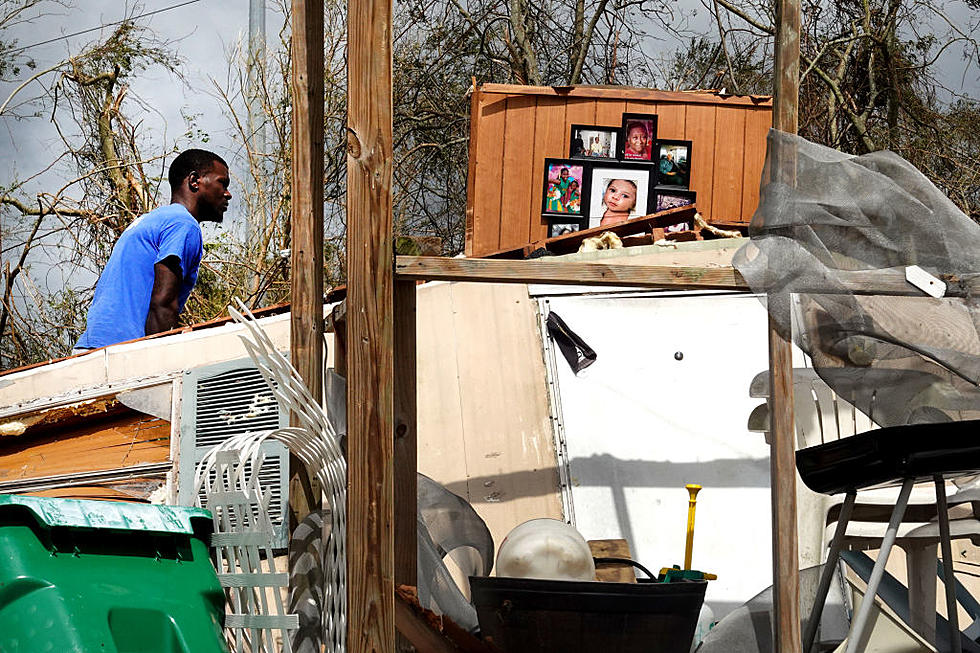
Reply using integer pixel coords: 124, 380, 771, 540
146, 257, 183, 335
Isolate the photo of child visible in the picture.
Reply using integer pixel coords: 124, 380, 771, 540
541, 160, 587, 216
619, 114, 658, 162
657, 141, 692, 188
587, 166, 652, 228
569, 126, 618, 159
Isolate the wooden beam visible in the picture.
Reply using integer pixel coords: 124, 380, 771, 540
770, 0, 802, 649
347, 0, 395, 651
478, 83, 773, 107
289, 0, 325, 533
393, 279, 418, 644
396, 256, 749, 290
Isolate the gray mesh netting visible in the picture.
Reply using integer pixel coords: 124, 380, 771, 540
733, 130, 980, 427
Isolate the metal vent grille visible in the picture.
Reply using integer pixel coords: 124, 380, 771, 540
179, 359, 290, 548
194, 368, 281, 448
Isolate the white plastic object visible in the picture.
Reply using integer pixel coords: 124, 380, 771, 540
905, 265, 945, 298
690, 603, 714, 652
495, 518, 596, 581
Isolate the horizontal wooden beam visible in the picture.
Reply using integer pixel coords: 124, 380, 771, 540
478, 83, 773, 107
396, 256, 749, 290
396, 257, 980, 297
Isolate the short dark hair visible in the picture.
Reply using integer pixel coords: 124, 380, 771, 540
168, 149, 227, 189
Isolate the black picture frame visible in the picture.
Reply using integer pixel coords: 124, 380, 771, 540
548, 221, 586, 238
541, 158, 591, 218
569, 124, 619, 160
586, 161, 657, 229
655, 139, 693, 189
654, 188, 697, 213
618, 113, 659, 162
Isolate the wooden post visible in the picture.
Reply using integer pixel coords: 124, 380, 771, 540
347, 0, 395, 651
770, 0, 801, 650
289, 0, 324, 531
393, 279, 418, 651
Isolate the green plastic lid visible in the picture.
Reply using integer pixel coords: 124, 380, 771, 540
0, 494, 211, 534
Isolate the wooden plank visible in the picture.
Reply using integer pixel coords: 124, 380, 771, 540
740, 109, 771, 222
594, 98, 627, 128
529, 97, 568, 244
499, 95, 538, 250
289, 0, 325, 536
711, 106, 748, 222
347, 0, 395, 649
393, 280, 417, 592
480, 83, 773, 107
686, 104, 718, 220
771, 0, 801, 649
590, 539, 637, 583
470, 93, 509, 255
464, 87, 482, 256
396, 256, 748, 290
655, 103, 687, 140
564, 98, 597, 143
0, 412, 169, 481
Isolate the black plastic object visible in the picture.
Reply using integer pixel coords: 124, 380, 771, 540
796, 419, 980, 495
470, 576, 706, 653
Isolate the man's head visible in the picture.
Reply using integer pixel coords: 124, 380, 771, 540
169, 149, 231, 223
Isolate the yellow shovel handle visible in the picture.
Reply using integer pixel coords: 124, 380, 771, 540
684, 484, 702, 570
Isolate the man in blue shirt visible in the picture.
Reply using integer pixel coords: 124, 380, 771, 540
74, 149, 231, 351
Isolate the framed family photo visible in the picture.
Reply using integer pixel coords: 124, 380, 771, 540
541, 158, 590, 218
618, 113, 658, 162
656, 139, 692, 188
569, 125, 618, 160
587, 163, 654, 229
654, 188, 697, 212
549, 222, 585, 238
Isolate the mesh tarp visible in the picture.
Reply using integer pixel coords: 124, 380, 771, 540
733, 130, 980, 427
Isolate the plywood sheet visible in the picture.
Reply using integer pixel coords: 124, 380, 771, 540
499, 95, 539, 249
470, 93, 510, 253
416, 282, 562, 548
711, 105, 748, 221
0, 411, 170, 481
685, 104, 718, 218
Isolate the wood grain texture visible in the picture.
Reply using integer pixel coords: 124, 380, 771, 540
741, 109, 771, 221
685, 104, 717, 218
347, 0, 395, 649
481, 83, 774, 107
590, 539, 637, 583
470, 93, 509, 253
396, 256, 748, 290
393, 280, 417, 590
289, 0, 325, 534
529, 97, 567, 243
656, 102, 687, 140
711, 106, 748, 222
771, 0, 802, 649
499, 95, 538, 250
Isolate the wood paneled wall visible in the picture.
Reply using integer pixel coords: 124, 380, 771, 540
465, 84, 773, 257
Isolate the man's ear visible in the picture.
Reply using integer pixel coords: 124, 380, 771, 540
187, 170, 201, 192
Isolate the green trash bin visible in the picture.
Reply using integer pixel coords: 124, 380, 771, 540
0, 494, 229, 653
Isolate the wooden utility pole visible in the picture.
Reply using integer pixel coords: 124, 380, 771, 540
770, 0, 802, 650
347, 0, 396, 652
289, 0, 324, 531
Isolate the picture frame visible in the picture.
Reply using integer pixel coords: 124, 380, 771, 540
569, 125, 619, 160
586, 162, 656, 229
549, 222, 586, 238
618, 113, 659, 162
654, 188, 697, 213
656, 139, 692, 188
541, 158, 591, 218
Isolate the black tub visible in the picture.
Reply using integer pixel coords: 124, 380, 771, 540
471, 576, 707, 653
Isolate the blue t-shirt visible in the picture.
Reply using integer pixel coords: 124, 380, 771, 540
75, 204, 203, 349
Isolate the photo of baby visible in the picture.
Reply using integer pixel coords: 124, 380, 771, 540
569, 125, 618, 159
619, 114, 658, 162
587, 165, 652, 228
657, 140, 692, 188
541, 160, 587, 216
